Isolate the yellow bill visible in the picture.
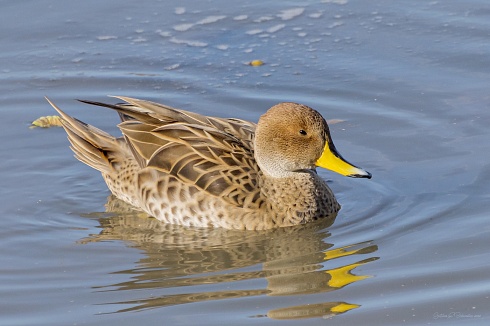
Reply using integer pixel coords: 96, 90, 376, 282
316, 142, 371, 178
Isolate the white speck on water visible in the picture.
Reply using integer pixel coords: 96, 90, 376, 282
132, 37, 147, 43
246, 29, 263, 35
157, 30, 171, 37
165, 63, 181, 70
96, 35, 118, 40
254, 16, 274, 23
216, 44, 229, 50
233, 15, 248, 21
309, 12, 324, 18
328, 21, 344, 28
135, 29, 144, 33
308, 38, 322, 43
277, 8, 305, 20
173, 23, 194, 32
169, 37, 207, 47
244, 48, 253, 53
267, 24, 286, 33
298, 32, 307, 37
197, 15, 226, 25
173, 15, 226, 32
321, 0, 348, 4
175, 7, 186, 15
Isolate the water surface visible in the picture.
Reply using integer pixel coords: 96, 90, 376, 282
1, 0, 489, 325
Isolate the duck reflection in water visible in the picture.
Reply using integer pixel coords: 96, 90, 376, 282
81, 196, 379, 320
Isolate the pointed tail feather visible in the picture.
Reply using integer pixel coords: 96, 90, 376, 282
45, 97, 123, 174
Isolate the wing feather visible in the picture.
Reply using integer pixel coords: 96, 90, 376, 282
80, 96, 262, 208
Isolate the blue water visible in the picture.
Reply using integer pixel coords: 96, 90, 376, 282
1, 1, 489, 325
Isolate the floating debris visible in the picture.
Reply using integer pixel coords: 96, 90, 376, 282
31, 115, 62, 128
249, 60, 264, 66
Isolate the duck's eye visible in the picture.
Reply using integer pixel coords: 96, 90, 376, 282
299, 129, 307, 136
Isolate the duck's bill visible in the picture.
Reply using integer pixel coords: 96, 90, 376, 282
316, 142, 372, 179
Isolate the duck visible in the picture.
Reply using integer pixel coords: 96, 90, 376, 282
46, 96, 371, 230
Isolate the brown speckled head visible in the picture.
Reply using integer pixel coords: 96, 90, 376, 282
254, 102, 329, 177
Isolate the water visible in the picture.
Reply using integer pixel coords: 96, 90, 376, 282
1, 0, 490, 325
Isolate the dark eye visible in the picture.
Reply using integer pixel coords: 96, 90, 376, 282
299, 129, 307, 136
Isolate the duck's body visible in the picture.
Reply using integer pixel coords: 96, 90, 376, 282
47, 96, 370, 230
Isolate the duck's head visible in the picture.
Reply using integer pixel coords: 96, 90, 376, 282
254, 102, 371, 179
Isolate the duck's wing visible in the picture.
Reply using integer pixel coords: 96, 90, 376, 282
80, 96, 256, 150
79, 97, 261, 208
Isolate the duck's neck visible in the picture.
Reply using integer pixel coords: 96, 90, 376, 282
260, 170, 340, 224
